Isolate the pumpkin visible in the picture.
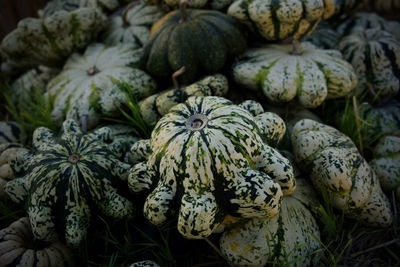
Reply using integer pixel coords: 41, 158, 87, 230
336, 28, 400, 99
38, 0, 80, 18
102, 1, 165, 46
291, 119, 393, 227
336, 13, 400, 41
46, 43, 158, 130
370, 135, 400, 199
364, 99, 400, 137
139, 74, 228, 125
232, 41, 357, 108
0, 8, 108, 69
142, 0, 246, 84
220, 176, 321, 267
4, 119, 135, 247
0, 121, 26, 145
143, 0, 234, 10
304, 21, 340, 49
227, 0, 336, 42
0, 217, 74, 266
128, 96, 296, 239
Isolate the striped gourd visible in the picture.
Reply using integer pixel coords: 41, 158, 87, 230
38, 0, 80, 18
128, 260, 160, 267
370, 135, 400, 200
139, 74, 228, 124
291, 119, 393, 227
305, 22, 340, 49
337, 28, 400, 99
128, 96, 296, 239
227, 0, 335, 42
0, 8, 108, 69
79, 0, 120, 11
232, 41, 357, 108
0, 122, 26, 145
102, 2, 165, 46
46, 43, 157, 130
365, 0, 400, 19
4, 120, 134, 247
220, 177, 321, 267
365, 100, 400, 138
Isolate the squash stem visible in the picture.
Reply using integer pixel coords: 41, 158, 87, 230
179, 0, 190, 23
172, 66, 186, 89
291, 39, 302, 55
122, 1, 140, 27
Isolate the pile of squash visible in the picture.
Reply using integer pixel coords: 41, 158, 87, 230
0, 0, 399, 266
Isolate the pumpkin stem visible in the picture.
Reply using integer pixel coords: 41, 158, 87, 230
122, 1, 140, 27
179, 0, 191, 23
172, 66, 186, 89
87, 66, 99, 76
291, 39, 302, 55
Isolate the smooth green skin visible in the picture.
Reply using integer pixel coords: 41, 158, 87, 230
143, 9, 246, 84
4, 120, 134, 248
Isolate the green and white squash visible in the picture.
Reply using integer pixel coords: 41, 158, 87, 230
336, 28, 400, 99
227, 0, 335, 42
46, 43, 158, 130
220, 176, 321, 267
128, 260, 160, 267
0, 121, 26, 144
143, 1, 246, 84
232, 41, 357, 108
370, 135, 400, 200
0, 217, 74, 266
128, 96, 295, 239
364, 0, 400, 20
144, 0, 234, 10
102, 1, 165, 46
364, 99, 400, 137
305, 21, 340, 49
38, 0, 80, 18
139, 74, 229, 124
4, 119, 135, 247
1, 8, 108, 69
291, 119, 393, 227
79, 0, 121, 11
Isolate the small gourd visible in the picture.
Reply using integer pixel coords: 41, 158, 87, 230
4, 119, 135, 247
305, 21, 340, 49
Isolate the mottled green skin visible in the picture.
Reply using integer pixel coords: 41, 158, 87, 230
4, 120, 134, 248
0, 121, 26, 145
46, 43, 157, 130
370, 135, 400, 200
139, 74, 229, 124
220, 177, 320, 267
0, 217, 74, 266
1, 8, 108, 69
365, 100, 400, 138
233, 42, 357, 108
304, 21, 340, 49
80, 0, 120, 11
337, 28, 400, 98
38, 0, 80, 18
143, 9, 246, 84
128, 260, 160, 267
128, 96, 295, 239
291, 119, 393, 227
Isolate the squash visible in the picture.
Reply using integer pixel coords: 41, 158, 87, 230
100, 124, 140, 160
0, 8, 108, 69
232, 41, 357, 108
127, 96, 295, 239
336, 28, 400, 99
38, 0, 80, 18
0, 121, 26, 145
364, 99, 400, 137
102, 1, 165, 46
143, 0, 234, 10
305, 21, 340, 49
0, 217, 74, 266
291, 119, 393, 227
364, 0, 400, 20
142, 0, 246, 84
227, 0, 336, 42
139, 74, 229, 125
327, 0, 365, 19
79, 0, 120, 11
46, 43, 158, 130
220, 176, 321, 267
4, 119, 135, 247
370, 135, 400, 200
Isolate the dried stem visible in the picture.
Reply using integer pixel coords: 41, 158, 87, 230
291, 39, 302, 55
179, 0, 190, 23
172, 66, 186, 89
352, 96, 364, 155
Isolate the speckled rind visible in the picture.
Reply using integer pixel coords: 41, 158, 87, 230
4, 119, 134, 247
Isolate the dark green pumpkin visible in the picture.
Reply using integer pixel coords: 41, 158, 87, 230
142, 5, 246, 84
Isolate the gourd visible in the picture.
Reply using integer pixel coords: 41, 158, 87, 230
102, 1, 165, 46
143, 0, 234, 10
305, 22, 340, 49
38, 0, 80, 18
0, 217, 74, 266
46, 43, 158, 130
364, 99, 400, 137
1, 8, 108, 69
128, 260, 160, 267
128, 96, 295, 239
220, 177, 321, 267
336, 28, 400, 99
100, 124, 140, 160
291, 119, 393, 227
139, 73, 229, 125
364, 0, 400, 20
4, 119, 135, 247
232, 41, 357, 108
142, 0, 246, 84
0, 121, 26, 144
227, 0, 334, 42
79, 0, 121, 11
370, 135, 400, 200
